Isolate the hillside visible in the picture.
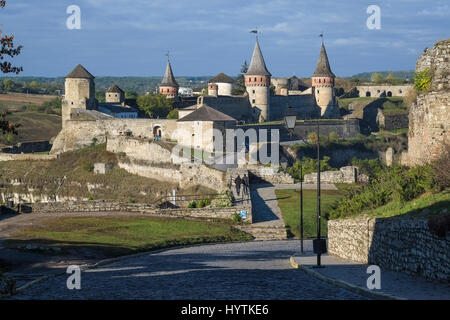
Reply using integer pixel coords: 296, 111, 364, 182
0, 93, 62, 146
350, 70, 414, 80
0, 144, 213, 203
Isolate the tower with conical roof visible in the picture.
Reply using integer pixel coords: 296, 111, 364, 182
159, 59, 179, 98
311, 41, 338, 117
106, 84, 125, 103
245, 38, 271, 122
62, 64, 96, 127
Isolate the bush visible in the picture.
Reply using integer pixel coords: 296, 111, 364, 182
212, 190, 233, 207
233, 213, 242, 223
285, 156, 336, 181
80, 160, 94, 172
414, 69, 432, 93
328, 163, 438, 219
88, 195, 94, 201
197, 198, 211, 208
187, 200, 197, 208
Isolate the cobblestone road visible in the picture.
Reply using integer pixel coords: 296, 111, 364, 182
10, 241, 368, 300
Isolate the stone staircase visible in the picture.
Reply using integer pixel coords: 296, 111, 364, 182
236, 223, 287, 241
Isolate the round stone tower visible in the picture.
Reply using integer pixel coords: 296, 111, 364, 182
62, 64, 96, 128
159, 60, 179, 98
245, 38, 271, 122
311, 42, 338, 118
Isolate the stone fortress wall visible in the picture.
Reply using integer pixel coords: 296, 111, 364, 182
356, 84, 413, 98
404, 39, 450, 165
328, 217, 449, 282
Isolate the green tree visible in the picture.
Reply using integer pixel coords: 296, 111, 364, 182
328, 131, 339, 143
166, 108, 179, 119
232, 60, 248, 95
125, 90, 138, 99
137, 93, 174, 118
308, 132, 318, 144
95, 91, 106, 103
371, 72, 384, 84
3, 78, 16, 92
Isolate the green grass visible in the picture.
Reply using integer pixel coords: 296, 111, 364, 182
351, 191, 450, 219
275, 189, 344, 238
5, 216, 253, 257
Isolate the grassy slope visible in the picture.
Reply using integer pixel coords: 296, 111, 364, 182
5, 216, 252, 257
4, 112, 61, 143
275, 189, 344, 238
0, 144, 213, 203
0, 93, 62, 146
347, 191, 450, 219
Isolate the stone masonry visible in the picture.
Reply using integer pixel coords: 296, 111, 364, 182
304, 166, 369, 184
405, 39, 450, 165
328, 217, 449, 282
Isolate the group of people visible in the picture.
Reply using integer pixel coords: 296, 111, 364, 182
229, 174, 250, 198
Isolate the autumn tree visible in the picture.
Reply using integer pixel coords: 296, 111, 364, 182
0, 1, 22, 135
1, 1, 23, 74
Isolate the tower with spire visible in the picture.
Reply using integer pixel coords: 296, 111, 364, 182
311, 41, 339, 117
159, 58, 179, 98
245, 38, 271, 122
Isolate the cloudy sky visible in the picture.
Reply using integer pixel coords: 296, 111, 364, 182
1, 0, 449, 77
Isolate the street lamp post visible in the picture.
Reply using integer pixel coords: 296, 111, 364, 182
313, 121, 326, 268
284, 106, 304, 254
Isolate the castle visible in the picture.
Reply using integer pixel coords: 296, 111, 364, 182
152, 38, 341, 123
53, 38, 358, 156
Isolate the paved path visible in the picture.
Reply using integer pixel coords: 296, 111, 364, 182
250, 185, 285, 227
9, 241, 368, 300
292, 253, 450, 300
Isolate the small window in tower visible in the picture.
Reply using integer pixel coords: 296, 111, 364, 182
260, 77, 263, 82
252, 99, 256, 104
252, 90, 255, 94
254, 77, 257, 82
319, 79, 321, 83
317, 90, 320, 94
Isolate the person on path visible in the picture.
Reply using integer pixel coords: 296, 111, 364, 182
235, 175, 242, 196
243, 174, 250, 197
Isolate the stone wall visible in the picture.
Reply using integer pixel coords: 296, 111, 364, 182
304, 166, 369, 184
405, 39, 450, 165
356, 85, 413, 98
51, 118, 178, 154
377, 112, 409, 131
0, 153, 57, 162
328, 217, 449, 282
29, 200, 251, 222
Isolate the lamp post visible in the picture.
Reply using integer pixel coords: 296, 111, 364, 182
284, 106, 304, 253
313, 121, 326, 268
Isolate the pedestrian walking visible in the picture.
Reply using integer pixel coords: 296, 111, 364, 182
235, 175, 242, 196
243, 174, 249, 197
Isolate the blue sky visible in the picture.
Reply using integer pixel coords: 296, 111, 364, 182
1, 0, 449, 77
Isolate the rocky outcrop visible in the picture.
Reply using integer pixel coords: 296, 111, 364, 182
405, 39, 450, 165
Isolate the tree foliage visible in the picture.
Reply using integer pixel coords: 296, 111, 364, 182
0, 1, 23, 74
137, 93, 174, 118
231, 61, 248, 95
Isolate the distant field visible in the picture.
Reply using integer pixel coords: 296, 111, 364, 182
4, 112, 61, 144
0, 93, 62, 145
